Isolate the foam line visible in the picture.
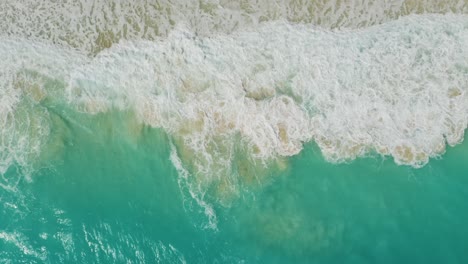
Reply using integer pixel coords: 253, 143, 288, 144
1, 14, 467, 225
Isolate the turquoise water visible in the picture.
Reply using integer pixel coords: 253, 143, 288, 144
1, 106, 468, 263
1, 1, 468, 263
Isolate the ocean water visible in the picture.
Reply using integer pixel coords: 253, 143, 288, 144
1, 1, 468, 263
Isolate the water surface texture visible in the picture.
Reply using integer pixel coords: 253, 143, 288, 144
1, 1, 468, 263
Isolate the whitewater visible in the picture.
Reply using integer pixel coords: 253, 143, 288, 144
1, 0, 468, 263
2, 14, 468, 197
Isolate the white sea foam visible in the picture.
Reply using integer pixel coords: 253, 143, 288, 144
64, 14, 468, 223
0, 231, 46, 260
81, 223, 186, 263
0, 0, 466, 55
0, 39, 86, 182
67, 14, 468, 167
170, 142, 218, 229
0, 14, 467, 226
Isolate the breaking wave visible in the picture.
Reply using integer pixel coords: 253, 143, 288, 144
1, 14, 467, 226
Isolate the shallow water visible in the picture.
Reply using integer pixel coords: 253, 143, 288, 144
1, 108, 468, 263
1, 1, 468, 263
